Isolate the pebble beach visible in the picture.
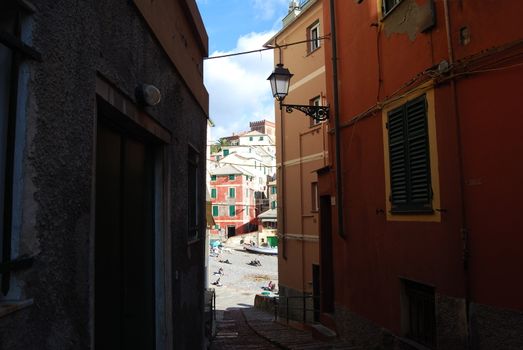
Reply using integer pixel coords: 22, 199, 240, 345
207, 243, 278, 315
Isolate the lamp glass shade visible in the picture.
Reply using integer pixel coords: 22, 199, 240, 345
267, 64, 293, 102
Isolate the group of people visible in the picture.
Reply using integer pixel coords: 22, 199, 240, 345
247, 258, 262, 266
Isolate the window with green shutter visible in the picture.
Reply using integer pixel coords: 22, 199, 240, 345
211, 175, 216, 181
387, 95, 433, 213
229, 187, 235, 198
229, 205, 235, 216
212, 205, 218, 216
223, 149, 229, 156
211, 188, 217, 198
229, 174, 235, 180
271, 201, 276, 209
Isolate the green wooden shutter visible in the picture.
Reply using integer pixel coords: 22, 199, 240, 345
406, 96, 432, 208
388, 105, 408, 208
211, 188, 217, 198
212, 205, 218, 216
223, 149, 229, 156
229, 188, 235, 198
388, 94, 432, 213
229, 205, 235, 216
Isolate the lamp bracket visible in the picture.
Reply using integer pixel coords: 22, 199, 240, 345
280, 103, 329, 122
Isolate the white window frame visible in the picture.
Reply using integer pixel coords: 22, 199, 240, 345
309, 21, 320, 52
383, 0, 403, 16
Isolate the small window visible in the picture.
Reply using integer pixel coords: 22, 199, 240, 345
310, 96, 323, 126
382, 0, 402, 16
211, 175, 216, 181
212, 205, 219, 217
245, 189, 249, 198
228, 174, 235, 180
223, 149, 229, 156
249, 136, 253, 141
308, 21, 320, 53
211, 188, 217, 198
229, 187, 235, 198
401, 279, 436, 348
271, 186, 276, 194
387, 94, 432, 214
311, 182, 319, 212
259, 136, 263, 141
271, 201, 276, 209
229, 205, 235, 217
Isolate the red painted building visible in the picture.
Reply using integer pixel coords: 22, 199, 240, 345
209, 165, 257, 238
317, 1, 523, 349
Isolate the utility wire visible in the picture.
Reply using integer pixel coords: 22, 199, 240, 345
204, 35, 330, 60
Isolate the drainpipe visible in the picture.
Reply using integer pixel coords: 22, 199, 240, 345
443, 1, 471, 347
329, 0, 344, 237
279, 103, 287, 260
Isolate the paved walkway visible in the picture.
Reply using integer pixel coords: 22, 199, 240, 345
210, 307, 361, 350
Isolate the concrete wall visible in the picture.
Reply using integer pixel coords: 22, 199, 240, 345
0, 1, 208, 349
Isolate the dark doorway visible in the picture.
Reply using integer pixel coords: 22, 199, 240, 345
227, 225, 236, 238
319, 196, 334, 313
312, 264, 320, 322
95, 119, 156, 349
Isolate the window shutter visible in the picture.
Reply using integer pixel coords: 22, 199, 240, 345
388, 105, 408, 207
229, 205, 235, 216
388, 94, 432, 213
406, 96, 431, 207
211, 188, 216, 198
212, 205, 218, 216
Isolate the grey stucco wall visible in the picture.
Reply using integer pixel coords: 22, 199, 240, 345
0, 1, 207, 349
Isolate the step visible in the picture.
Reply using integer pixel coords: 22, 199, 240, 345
311, 323, 338, 342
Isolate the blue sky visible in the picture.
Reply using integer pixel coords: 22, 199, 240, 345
196, 0, 289, 140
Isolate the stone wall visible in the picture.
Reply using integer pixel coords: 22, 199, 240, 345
0, 1, 207, 349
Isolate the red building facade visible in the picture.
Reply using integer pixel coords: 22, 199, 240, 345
210, 167, 257, 238
317, 1, 523, 349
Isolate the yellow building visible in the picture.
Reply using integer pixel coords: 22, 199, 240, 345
265, 0, 328, 322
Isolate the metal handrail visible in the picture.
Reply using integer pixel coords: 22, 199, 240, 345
273, 294, 321, 324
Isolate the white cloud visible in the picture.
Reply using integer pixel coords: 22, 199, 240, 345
252, 0, 289, 21
204, 31, 277, 140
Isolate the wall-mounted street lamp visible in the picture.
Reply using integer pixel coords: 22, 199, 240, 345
267, 63, 329, 122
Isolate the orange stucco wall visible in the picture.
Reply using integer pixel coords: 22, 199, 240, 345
322, 0, 523, 335
269, 0, 329, 294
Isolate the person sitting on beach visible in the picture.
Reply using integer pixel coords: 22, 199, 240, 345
268, 281, 275, 291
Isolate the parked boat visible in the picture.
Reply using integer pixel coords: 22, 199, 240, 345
244, 244, 278, 255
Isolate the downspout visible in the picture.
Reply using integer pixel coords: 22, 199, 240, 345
299, 132, 305, 296
443, 1, 471, 347
329, 0, 344, 236
280, 101, 287, 260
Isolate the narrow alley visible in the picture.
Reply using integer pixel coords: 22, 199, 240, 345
211, 307, 357, 350
207, 242, 357, 350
